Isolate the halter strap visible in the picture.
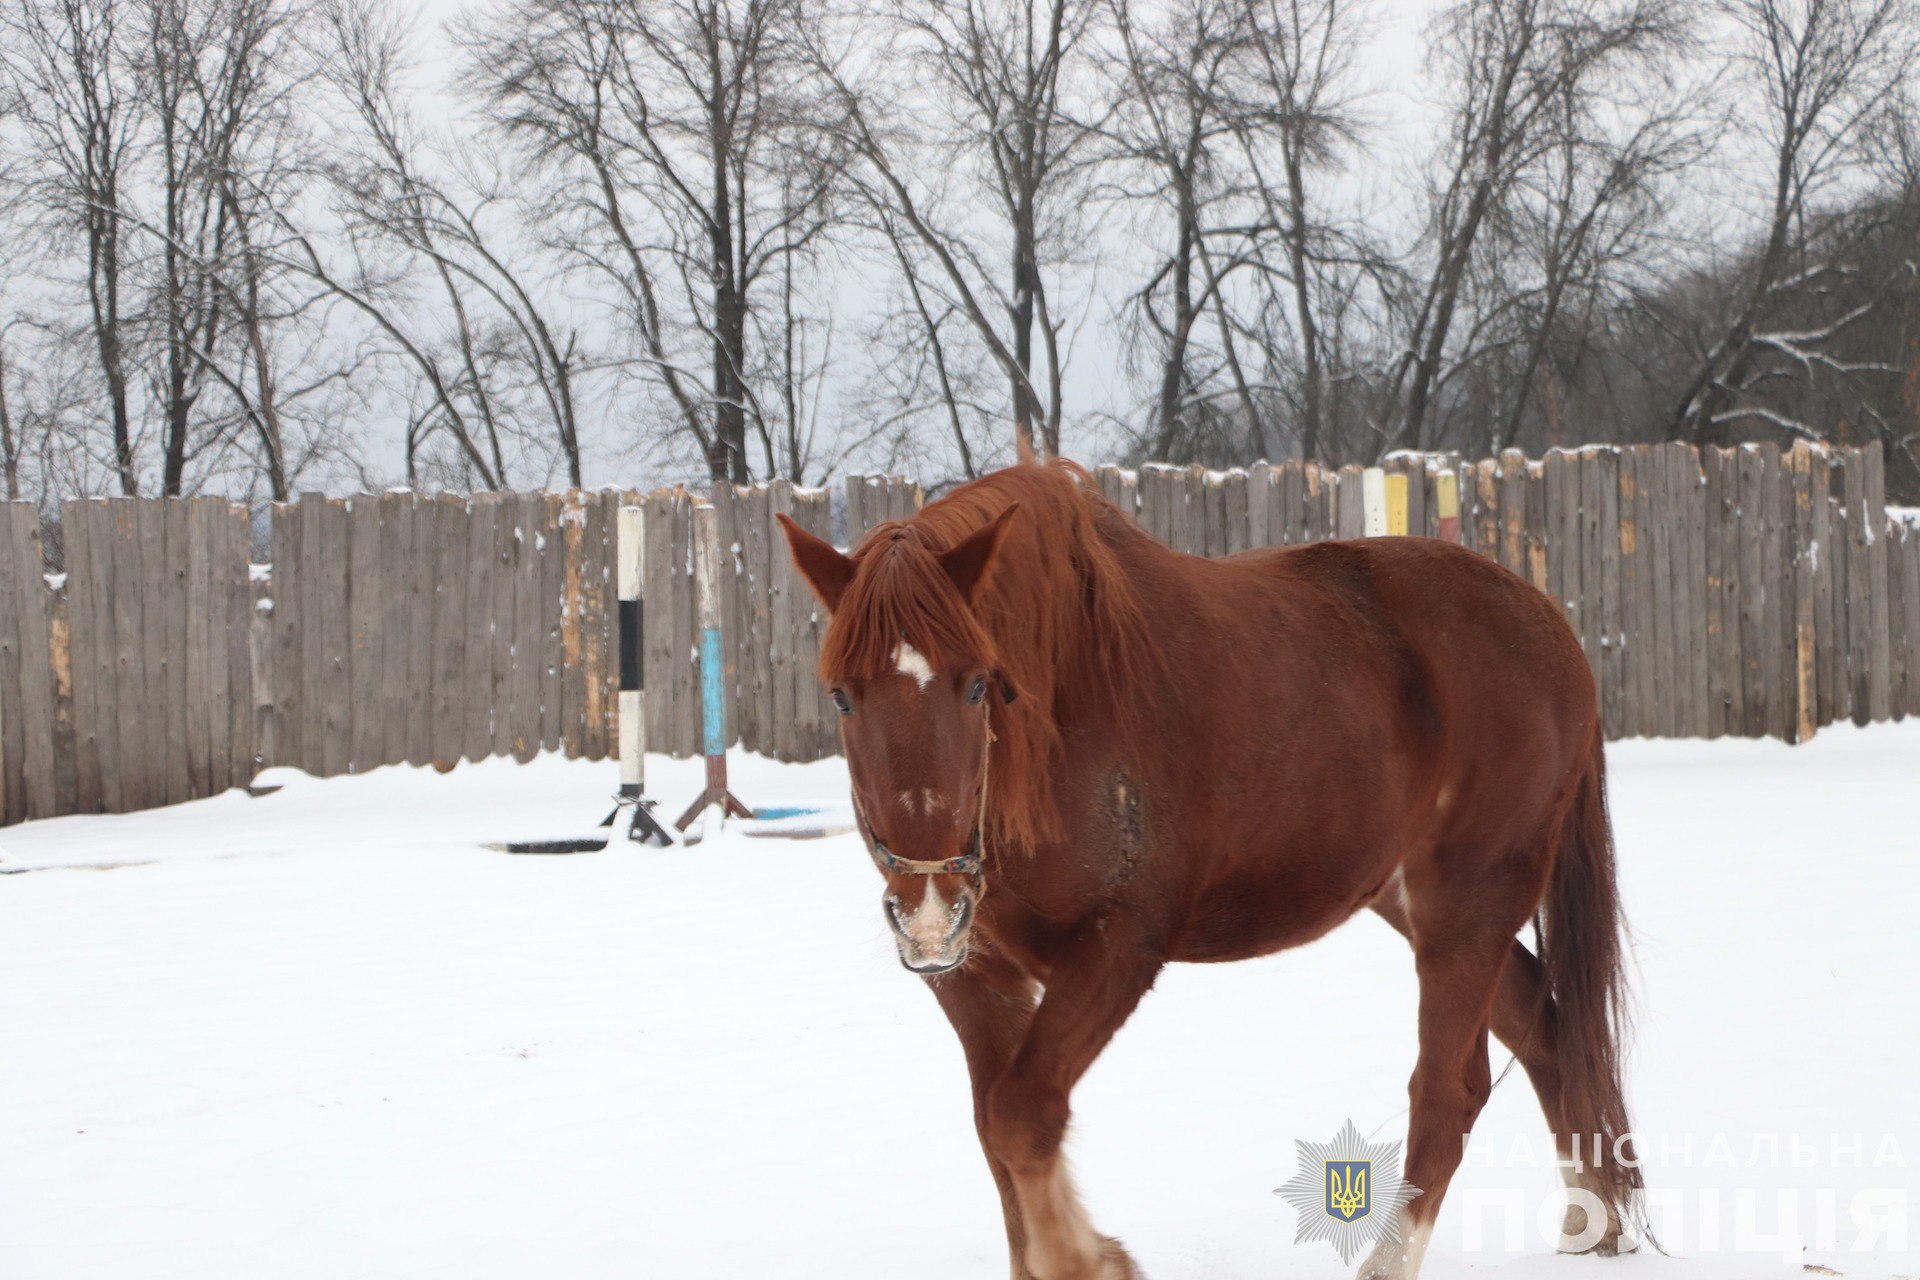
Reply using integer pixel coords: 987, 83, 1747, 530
862, 699, 994, 882
868, 830, 983, 879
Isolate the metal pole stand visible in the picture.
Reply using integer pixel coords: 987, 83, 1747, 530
673, 757, 753, 832
603, 782, 674, 846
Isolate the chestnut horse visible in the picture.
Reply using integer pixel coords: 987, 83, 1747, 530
777, 460, 1642, 1280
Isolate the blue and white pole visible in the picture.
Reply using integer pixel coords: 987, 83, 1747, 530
675, 499, 752, 838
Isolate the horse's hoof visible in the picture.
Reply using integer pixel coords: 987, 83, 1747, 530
1589, 1231, 1637, 1257
1557, 1205, 1634, 1256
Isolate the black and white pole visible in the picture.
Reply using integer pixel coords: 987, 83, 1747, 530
613, 503, 672, 846
675, 500, 752, 839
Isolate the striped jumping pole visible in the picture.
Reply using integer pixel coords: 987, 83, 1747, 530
615, 504, 672, 845
675, 501, 751, 835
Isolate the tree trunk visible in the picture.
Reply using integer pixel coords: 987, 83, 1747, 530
87, 212, 137, 496
0, 341, 17, 500
1152, 205, 1197, 459
1281, 146, 1324, 464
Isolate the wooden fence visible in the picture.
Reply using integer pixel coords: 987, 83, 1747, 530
660, 442, 1920, 759
0, 491, 629, 826
1, 442, 1916, 828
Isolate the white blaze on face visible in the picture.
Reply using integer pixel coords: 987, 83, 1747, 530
901, 879, 956, 956
893, 642, 935, 690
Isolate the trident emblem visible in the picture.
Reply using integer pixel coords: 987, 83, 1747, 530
1325, 1160, 1371, 1222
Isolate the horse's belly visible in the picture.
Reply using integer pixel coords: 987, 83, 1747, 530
1168, 865, 1386, 963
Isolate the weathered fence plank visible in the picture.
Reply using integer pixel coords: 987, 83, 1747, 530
185, 500, 215, 798
1894, 525, 1909, 715
1861, 443, 1892, 723
62, 501, 99, 812
489, 493, 518, 761
0, 506, 53, 819
1842, 455, 1870, 726
558, 492, 587, 758
509, 492, 544, 763
429, 493, 467, 769
1788, 443, 1818, 742
464, 495, 497, 765
221, 503, 252, 790
348, 496, 384, 771
1899, 519, 1920, 717
1810, 449, 1836, 728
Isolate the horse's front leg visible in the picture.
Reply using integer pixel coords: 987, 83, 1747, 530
983, 921, 1164, 1280
927, 944, 1042, 1280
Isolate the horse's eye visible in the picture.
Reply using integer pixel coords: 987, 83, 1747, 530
966, 677, 988, 705
831, 688, 852, 716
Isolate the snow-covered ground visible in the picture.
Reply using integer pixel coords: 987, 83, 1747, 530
3, 726, 1916, 1280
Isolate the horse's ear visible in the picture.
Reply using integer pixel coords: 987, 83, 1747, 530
776, 513, 855, 613
938, 503, 1019, 605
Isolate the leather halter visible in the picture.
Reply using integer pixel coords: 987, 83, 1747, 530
861, 681, 1008, 882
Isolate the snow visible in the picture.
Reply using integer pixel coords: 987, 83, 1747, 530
2, 727, 1917, 1280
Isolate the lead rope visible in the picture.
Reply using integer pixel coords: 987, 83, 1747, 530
974, 699, 994, 900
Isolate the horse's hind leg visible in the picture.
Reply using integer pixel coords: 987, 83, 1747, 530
1358, 891, 1519, 1280
1375, 897, 1569, 1153
1486, 938, 1631, 1253
1376, 886, 1632, 1255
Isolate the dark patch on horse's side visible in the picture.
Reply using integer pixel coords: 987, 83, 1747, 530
1100, 771, 1145, 888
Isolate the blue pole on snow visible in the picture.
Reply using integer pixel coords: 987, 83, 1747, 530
676, 499, 752, 833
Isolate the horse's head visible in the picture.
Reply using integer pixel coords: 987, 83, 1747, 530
776, 506, 1019, 975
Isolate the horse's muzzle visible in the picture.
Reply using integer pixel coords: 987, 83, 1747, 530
885, 882, 976, 974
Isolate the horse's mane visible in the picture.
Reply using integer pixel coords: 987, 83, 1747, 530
821, 460, 1156, 852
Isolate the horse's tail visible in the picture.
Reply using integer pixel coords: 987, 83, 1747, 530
1541, 729, 1646, 1244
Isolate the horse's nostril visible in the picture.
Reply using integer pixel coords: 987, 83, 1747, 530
884, 895, 906, 931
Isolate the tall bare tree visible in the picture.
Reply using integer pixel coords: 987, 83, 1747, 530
1224, 0, 1377, 464
1479, 82, 1700, 452
1093, 0, 1254, 460
1671, 0, 1920, 443
463, 0, 841, 482
811, 0, 1098, 458
323, 0, 588, 488
136, 0, 311, 494
2, 0, 142, 493
1380, 0, 1686, 455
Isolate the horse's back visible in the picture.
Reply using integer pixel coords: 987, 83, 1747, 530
1325, 537, 1593, 819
